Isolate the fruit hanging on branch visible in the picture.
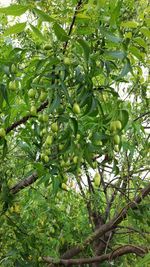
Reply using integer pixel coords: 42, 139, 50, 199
113, 134, 120, 145
51, 122, 58, 133
94, 172, 101, 187
28, 88, 36, 98
8, 80, 17, 91
73, 103, 80, 114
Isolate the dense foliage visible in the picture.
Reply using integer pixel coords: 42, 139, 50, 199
0, 0, 150, 266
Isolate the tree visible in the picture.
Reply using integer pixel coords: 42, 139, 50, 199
0, 0, 150, 266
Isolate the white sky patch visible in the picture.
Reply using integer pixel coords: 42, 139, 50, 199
0, 0, 12, 6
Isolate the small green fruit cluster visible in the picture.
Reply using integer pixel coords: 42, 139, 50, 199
40, 134, 53, 163
110, 120, 122, 132
110, 120, 122, 153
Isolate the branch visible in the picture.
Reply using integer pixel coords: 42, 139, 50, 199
6, 100, 48, 134
63, 0, 83, 52
61, 182, 150, 259
134, 111, 150, 122
10, 172, 38, 194
43, 245, 148, 266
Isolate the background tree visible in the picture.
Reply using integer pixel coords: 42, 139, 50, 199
0, 0, 150, 266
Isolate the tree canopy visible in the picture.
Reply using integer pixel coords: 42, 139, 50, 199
0, 0, 150, 266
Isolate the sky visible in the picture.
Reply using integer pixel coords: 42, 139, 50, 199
0, 0, 12, 6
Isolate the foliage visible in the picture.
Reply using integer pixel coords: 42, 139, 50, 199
0, 0, 150, 266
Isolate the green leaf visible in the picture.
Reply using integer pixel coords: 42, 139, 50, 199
2, 139, 8, 158
70, 117, 78, 136
121, 21, 139, 28
118, 109, 129, 129
53, 23, 69, 42
30, 24, 45, 41
119, 59, 132, 78
100, 28, 122, 43
134, 37, 147, 49
77, 39, 90, 61
140, 26, 150, 39
137, 253, 150, 266
0, 4, 28, 16
33, 8, 55, 22
3, 22, 26, 36
105, 51, 126, 60
48, 93, 61, 113
0, 83, 9, 106
129, 45, 144, 60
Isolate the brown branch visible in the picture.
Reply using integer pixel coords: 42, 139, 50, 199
43, 245, 148, 266
63, 0, 83, 52
134, 111, 150, 122
6, 100, 48, 134
10, 172, 38, 194
61, 182, 150, 259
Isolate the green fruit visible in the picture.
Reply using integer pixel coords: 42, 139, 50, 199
42, 114, 49, 122
44, 44, 51, 50
40, 128, 47, 136
60, 160, 66, 167
38, 114, 43, 122
64, 57, 71, 65
73, 156, 78, 164
61, 183, 67, 190
94, 140, 102, 146
73, 103, 80, 114
28, 88, 36, 98
45, 135, 53, 145
0, 128, 6, 138
115, 120, 122, 130
94, 172, 101, 187
92, 162, 98, 169
110, 121, 116, 132
45, 149, 51, 155
44, 155, 49, 163
114, 145, 119, 152
30, 106, 37, 116
11, 64, 17, 74
113, 134, 120, 145
41, 153, 45, 160
9, 81, 17, 91
59, 144, 64, 150
76, 134, 81, 140
51, 122, 58, 133
39, 91, 47, 102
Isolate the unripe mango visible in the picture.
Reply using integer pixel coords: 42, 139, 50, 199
73, 103, 80, 114
9, 80, 17, 91
30, 106, 37, 116
94, 172, 101, 187
28, 88, 36, 98
115, 120, 122, 130
51, 122, 58, 133
45, 135, 53, 145
113, 134, 120, 145
114, 145, 119, 152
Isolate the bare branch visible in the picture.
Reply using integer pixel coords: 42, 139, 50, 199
10, 172, 38, 194
6, 100, 48, 134
61, 182, 150, 259
43, 245, 148, 266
